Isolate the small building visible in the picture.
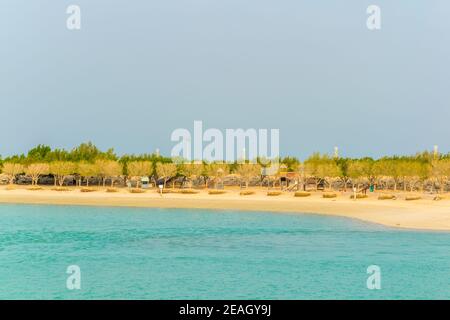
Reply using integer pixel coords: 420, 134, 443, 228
141, 176, 150, 189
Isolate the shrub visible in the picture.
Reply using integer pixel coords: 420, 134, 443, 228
294, 192, 311, 197
130, 188, 146, 194
405, 196, 421, 201
52, 187, 70, 191
5, 185, 16, 190
267, 191, 282, 196
80, 188, 96, 193
27, 186, 43, 191
155, 189, 174, 194
106, 188, 118, 193
240, 191, 255, 196
179, 189, 199, 194
208, 190, 227, 195
378, 194, 396, 200
323, 193, 337, 198
350, 194, 368, 199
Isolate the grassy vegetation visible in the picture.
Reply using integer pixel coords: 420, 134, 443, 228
27, 186, 42, 191
208, 190, 227, 195
294, 191, 311, 197
179, 189, 199, 194
350, 194, 368, 199
378, 194, 396, 200
52, 187, 70, 192
130, 188, 146, 194
405, 196, 422, 201
323, 193, 337, 198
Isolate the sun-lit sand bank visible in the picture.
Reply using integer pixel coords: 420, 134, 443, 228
0, 186, 449, 231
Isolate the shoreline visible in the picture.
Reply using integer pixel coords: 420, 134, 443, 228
0, 186, 449, 232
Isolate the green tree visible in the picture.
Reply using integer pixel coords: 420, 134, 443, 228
304, 153, 340, 190
347, 160, 366, 189
432, 159, 450, 193
180, 162, 203, 188
50, 161, 76, 186
102, 160, 123, 187
77, 161, 97, 186
205, 163, 229, 189
127, 161, 152, 188
70, 142, 101, 162
156, 162, 177, 188
336, 158, 351, 191
281, 157, 300, 172
27, 145, 51, 162
1, 162, 25, 184
235, 163, 261, 188
25, 163, 49, 185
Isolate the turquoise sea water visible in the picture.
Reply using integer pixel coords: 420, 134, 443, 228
0, 204, 449, 300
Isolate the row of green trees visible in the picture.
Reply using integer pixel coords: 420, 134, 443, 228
0, 157, 244, 189
1, 143, 449, 192
300, 153, 450, 192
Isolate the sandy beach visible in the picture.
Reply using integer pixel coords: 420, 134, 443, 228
0, 186, 449, 231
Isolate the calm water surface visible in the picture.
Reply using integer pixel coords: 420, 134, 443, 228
0, 204, 449, 299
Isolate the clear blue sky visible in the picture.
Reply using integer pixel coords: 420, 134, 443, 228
1, 1, 449, 159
